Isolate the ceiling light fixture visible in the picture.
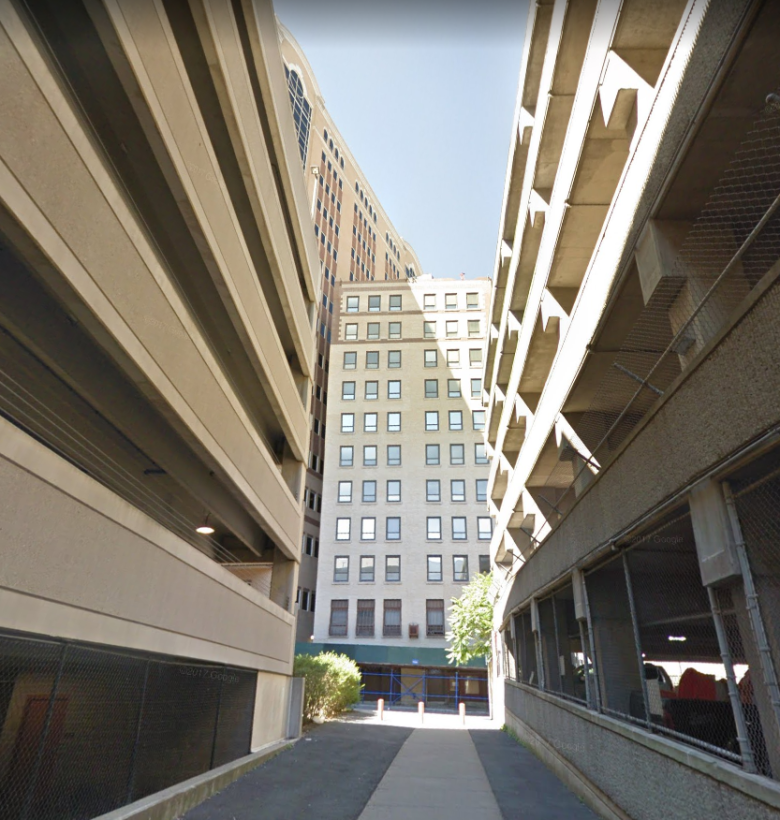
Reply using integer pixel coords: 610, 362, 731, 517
196, 514, 215, 535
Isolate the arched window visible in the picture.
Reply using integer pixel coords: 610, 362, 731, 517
285, 66, 311, 166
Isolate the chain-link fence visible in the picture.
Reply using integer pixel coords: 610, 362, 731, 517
527, 92, 780, 543
0, 632, 257, 820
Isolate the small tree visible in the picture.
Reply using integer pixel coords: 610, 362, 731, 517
447, 571, 495, 665
447, 571, 497, 715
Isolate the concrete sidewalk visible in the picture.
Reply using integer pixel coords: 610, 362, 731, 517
357, 728, 502, 820
182, 710, 598, 820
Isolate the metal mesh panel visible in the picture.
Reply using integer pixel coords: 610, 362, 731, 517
515, 610, 538, 687
625, 512, 743, 761
529, 92, 780, 543
585, 557, 643, 719
537, 585, 585, 703
0, 632, 257, 820
730, 451, 780, 777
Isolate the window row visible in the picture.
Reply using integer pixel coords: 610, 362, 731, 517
423, 292, 481, 311
423, 378, 483, 400
329, 598, 446, 638
337, 478, 488, 504
296, 587, 316, 612
338, 442, 489, 467
333, 554, 490, 584
423, 348, 483, 367
345, 294, 403, 313
422, 321, 482, 340
340, 410, 485, 433
335, 516, 493, 541
341, 380, 402, 401
302, 534, 320, 557
343, 350, 402, 370
344, 322, 401, 341
304, 488, 322, 513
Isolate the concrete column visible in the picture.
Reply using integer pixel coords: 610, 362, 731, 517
270, 548, 298, 614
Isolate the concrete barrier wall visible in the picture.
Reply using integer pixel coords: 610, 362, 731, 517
505, 680, 780, 820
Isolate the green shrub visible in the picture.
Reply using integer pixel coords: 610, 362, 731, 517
293, 652, 362, 720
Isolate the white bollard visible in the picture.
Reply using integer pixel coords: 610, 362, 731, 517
377, 698, 384, 720
459, 702, 466, 725
418, 700, 425, 724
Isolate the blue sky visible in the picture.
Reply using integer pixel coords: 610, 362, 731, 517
275, 0, 529, 280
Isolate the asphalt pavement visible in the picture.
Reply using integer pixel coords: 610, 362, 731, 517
182, 712, 597, 820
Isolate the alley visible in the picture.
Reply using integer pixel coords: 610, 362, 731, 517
183, 712, 597, 820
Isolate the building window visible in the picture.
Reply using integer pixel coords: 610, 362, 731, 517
346, 296, 359, 313
446, 320, 458, 338
427, 517, 442, 540
424, 321, 436, 338
424, 349, 438, 368
360, 556, 375, 583
387, 445, 402, 466
341, 413, 355, 433
470, 378, 481, 399
363, 480, 377, 503
345, 323, 358, 340
387, 480, 401, 502
386, 517, 401, 540
476, 479, 488, 502
466, 292, 479, 309
388, 322, 402, 339
388, 380, 401, 399
426, 444, 440, 466
478, 517, 493, 540
356, 600, 375, 636
366, 351, 379, 369
368, 295, 381, 312
334, 557, 349, 583
445, 293, 458, 310
448, 379, 461, 398
426, 479, 441, 502
425, 411, 439, 432
336, 518, 351, 540
449, 411, 463, 431
427, 556, 442, 582
469, 348, 483, 367
339, 446, 353, 467
425, 379, 439, 399
475, 443, 489, 464
479, 555, 490, 574
363, 445, 377, 467
383, 599, 402, 635
338, 481, 352, 503
453, 555, 469, 582
423, 294, 436, 309
367, 323, 380, 340
450, 444, 465, 465
387, 412, 401, 432
329, 600, 348, 636
342, 381, 356, 401
389, 295, 402, 311
364, 412, 378, 433
361, 517, 376, 540
451, 479, 466, 502
285, 67, 312, 166
426, 600, 445, 636
385, 559, 401, 584
468, 320, 481, 337
452, 517, 467, 540
388, 350, 401, 368
472, 410, 486, 431
365, 381, 379, 400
